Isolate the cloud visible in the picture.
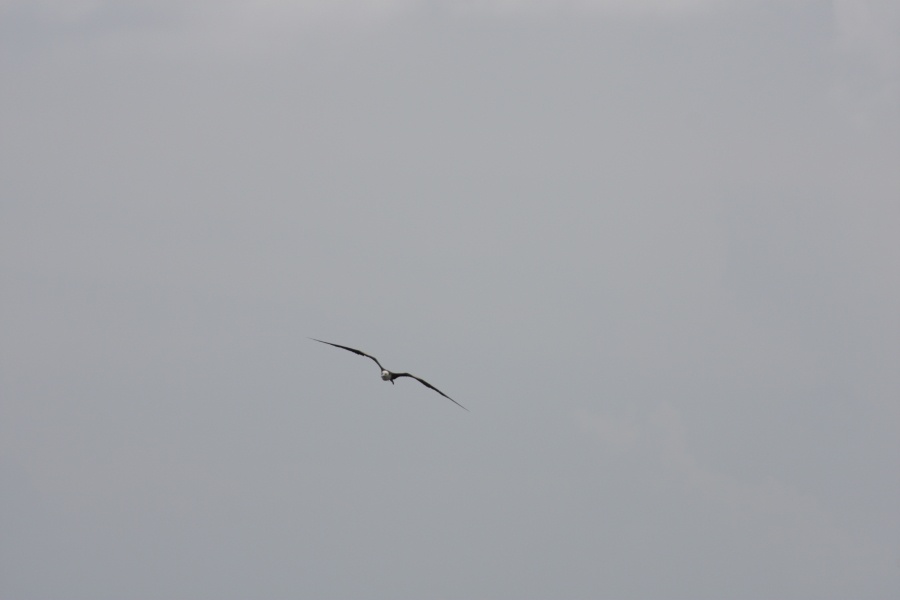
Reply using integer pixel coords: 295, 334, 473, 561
0, 0, 725, 21
831, 0, 900, 123
0, 0, 766, 37
833, 0, 900, 75
577, 402, 897, 594
1, 0, 103, 21
575, 410, 639, 454
6, 0, 889, 87
451, 0, 724, 17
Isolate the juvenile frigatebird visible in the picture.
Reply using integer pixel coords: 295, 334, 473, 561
311, 338, 467, 411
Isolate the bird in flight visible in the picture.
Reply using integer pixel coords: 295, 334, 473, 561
311, 338, 467, 411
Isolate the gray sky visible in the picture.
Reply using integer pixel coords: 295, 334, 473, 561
2, 1, 899, 598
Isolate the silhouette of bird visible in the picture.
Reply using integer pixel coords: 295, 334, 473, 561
311, 338, 467, 411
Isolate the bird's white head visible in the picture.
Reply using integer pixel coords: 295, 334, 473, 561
381, 370, 391, 381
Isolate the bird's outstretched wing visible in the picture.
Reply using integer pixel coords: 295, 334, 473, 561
392, 373, 468, 411
310, 338, 385, 371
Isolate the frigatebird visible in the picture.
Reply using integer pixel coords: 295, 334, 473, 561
311, 338, 467, 411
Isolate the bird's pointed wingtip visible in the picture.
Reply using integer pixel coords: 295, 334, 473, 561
443, 393, 469, 412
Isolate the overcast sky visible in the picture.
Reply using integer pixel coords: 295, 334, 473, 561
2, 1, 899, 598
